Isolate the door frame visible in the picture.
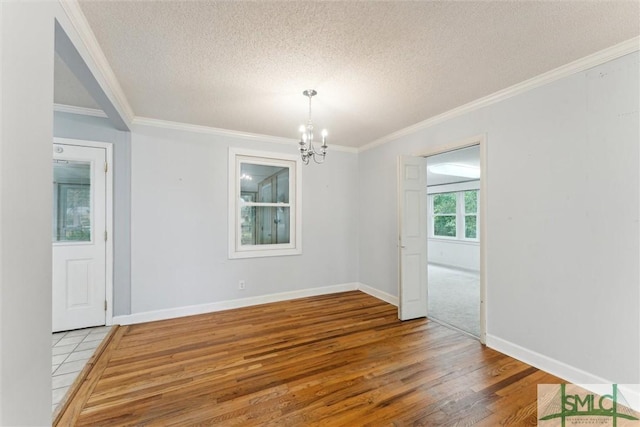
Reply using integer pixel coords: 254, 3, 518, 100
53, 137, 114, 327
415, 133, 488, 344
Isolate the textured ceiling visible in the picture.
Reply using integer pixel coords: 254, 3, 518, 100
56, 1, 640, 148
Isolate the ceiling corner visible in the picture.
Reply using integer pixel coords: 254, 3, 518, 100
58, 0, 136, 128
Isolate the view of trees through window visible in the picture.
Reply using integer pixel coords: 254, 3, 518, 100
431, 190, 478, 239
432, 193, 457, 237
464, 190, 477, 239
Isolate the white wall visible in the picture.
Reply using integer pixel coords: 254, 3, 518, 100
359, 52, 640, 386
0, 2, 129, 422
0, 2, 59, 424
54, 111, 132, 315
128, 124, 359, 315
428, 240, 479, 271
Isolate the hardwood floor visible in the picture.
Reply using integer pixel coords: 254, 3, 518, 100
56, 291, 562, 426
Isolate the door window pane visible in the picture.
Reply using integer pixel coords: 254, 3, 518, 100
53, 160, 91, 242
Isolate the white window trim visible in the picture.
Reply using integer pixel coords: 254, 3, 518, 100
228, 147, 302, 259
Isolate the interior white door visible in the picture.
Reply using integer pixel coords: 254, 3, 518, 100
52, 143, 107, 332
398, 155, 428, 320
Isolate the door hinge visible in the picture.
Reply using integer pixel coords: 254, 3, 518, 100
104, 300, 107, 311
104, 230, 108, 241
104, 162, 108, 173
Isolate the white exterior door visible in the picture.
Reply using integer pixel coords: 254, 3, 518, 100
398, 155, 428, 320
52, 143, 107, 332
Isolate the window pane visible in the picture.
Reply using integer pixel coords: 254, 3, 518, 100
259, 180, 273, 203
276, 170, 289, 203
434, 215, 456, 237
465, 190, 478, 213
53, 160, 91, 242
433, 193, 456, 214
275, 206, 290, 243
251, 206, 290, 245
240, 205, 256, 245
240, 163, 289, 203
465, 215, 477, 239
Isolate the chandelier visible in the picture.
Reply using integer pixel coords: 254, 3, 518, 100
298, 89, 328, 164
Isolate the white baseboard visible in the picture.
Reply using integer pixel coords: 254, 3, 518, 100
113, 283, 359, 325
486, 334, 640, 411
113, 282, 401, 326
356, 282, 398, 306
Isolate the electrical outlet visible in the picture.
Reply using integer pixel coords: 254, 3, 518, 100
238, 280, 245, 290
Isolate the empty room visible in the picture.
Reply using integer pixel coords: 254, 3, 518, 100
1, 1, 639, 426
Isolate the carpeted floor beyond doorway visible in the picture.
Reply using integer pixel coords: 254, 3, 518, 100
428, 264, 480, 337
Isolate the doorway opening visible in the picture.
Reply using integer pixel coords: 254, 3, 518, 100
426, 144, 481, 338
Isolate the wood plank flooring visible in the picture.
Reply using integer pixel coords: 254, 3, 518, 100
56, 291, 563, 426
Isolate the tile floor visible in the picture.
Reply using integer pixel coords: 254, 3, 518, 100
51, 325, 112, 413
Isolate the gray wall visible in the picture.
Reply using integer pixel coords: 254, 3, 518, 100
358, 52, 639, 385
129, 124, 359, 313
53, 111, 132, 315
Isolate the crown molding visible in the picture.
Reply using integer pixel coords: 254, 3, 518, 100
359, 36, 640, 153
57, 2, 636, 154
53, 103, 107, 118
59, 0, 135, 125
132, 117, 359, 153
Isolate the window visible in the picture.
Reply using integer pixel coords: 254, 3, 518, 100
229, 148, 301, 259
53, 160, 92, 242
464, 190, 478, 239
429, 190, 478, 241
432, 193, 457, 237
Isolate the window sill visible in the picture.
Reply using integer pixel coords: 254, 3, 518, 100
428, 237, 479, 246
229, 247, 302, 259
